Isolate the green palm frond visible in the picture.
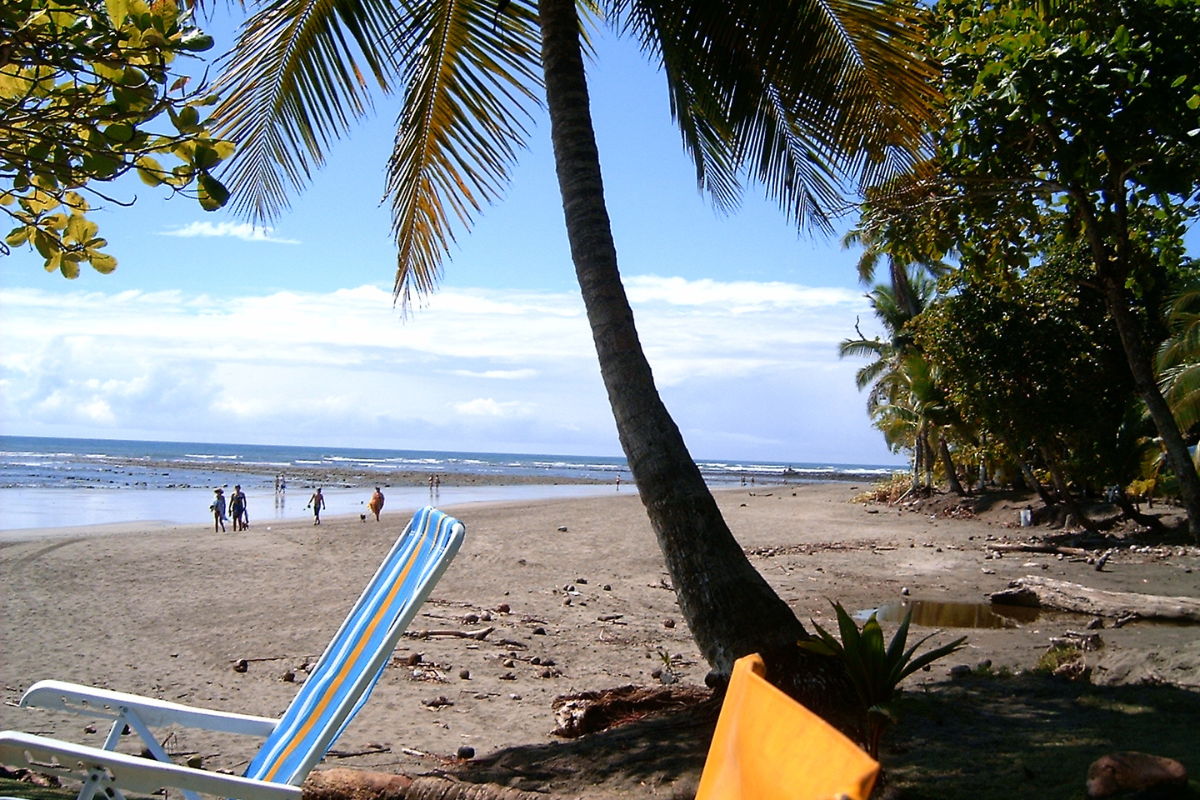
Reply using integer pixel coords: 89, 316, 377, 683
386, 0, 543, 306
617, 0, 939, 231
212, 0, 406, 221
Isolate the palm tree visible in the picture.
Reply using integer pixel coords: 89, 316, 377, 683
1158, 286, 1200, 438
840, 275, 966, 493
210, 0, 938, 708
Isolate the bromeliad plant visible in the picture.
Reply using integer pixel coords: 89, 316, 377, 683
799, 602, 966, 758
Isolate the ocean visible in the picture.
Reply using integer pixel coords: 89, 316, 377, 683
0, 436, 897, 533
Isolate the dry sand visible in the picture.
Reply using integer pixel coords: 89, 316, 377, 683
2, 484, 1198, 798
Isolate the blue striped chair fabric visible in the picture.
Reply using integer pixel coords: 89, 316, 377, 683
245, 506, 464, 784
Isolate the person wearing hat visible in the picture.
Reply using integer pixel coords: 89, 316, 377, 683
210, 488, 227, 532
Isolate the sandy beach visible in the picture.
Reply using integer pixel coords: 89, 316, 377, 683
3, 483, 1199, 798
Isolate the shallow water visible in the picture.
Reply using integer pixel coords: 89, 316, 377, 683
0, 483, 622, 536
857, 599, 1044, 629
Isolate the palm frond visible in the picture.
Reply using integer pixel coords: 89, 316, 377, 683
618, 0, 940, 229
212, 0, 406, 221
386, 0, 543, 306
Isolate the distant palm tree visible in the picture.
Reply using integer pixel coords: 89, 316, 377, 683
210, 0, 938, 697
1158, 286, 1200, 437
840, 274, 964, 493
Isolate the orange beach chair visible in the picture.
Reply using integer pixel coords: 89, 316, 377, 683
695, 653, 879, 800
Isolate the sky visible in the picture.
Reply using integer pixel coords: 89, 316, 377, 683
12, 11, 1186, 467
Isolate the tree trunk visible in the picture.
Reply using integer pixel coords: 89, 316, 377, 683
1100, 277, 1200, 542
1040, 448, 1093, 531
922, 430, 934, 489
938, 432, 964, 496
537, 0, 854, 718
1071, 184, 1200, 543
1001, 434, 1056, 506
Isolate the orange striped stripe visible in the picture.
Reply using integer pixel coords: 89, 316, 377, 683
263, 517, 436, 781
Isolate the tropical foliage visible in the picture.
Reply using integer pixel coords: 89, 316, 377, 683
1, 0, 233, 277
843, 0, 1200, 538
799, 602, 966, 758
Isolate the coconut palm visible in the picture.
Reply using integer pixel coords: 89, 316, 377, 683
841, 274, 966, 494
209, 0, 939, 705
1158, 286, 1200, 437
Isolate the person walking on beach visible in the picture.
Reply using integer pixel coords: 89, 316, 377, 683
307, 487, 325, 525
229, 485, 248, 531
368, 487, 385, 521
210, 488, 227, 532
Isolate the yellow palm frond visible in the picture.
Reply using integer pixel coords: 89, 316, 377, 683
386, 0, 542, 307
211, 0, 405, 222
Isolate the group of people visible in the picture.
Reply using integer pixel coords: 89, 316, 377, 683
210, 485, 250, 532
211, 483, 388, 529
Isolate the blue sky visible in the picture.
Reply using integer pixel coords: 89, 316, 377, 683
7, 11, 1189, 466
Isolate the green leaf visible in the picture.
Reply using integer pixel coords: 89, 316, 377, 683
5, 226, 31, 247
197, 173, 230, 210
175, 105, 200, 133
103, 123, 135, 143
192, 144, 219, 171
90, 252, 118, 273
179, 29, 213, 52
105, 0, 129, 26
136, 156, 165, 186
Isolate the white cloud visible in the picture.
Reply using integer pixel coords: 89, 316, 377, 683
0, 276, 894, 463
160, 221, 301, 244
452, 369, 539, 380
453, 398, 533, 417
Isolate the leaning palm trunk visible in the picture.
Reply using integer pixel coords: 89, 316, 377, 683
537, 0, 854, 717
938, 432, 964, 496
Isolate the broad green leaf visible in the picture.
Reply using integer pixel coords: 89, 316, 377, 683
105, 0, 128, 26
197, 173, 230, 209
103, 123, 135, 143
5, 226, 31, 247
90, 252, 118, 273
136, 156, 165, 186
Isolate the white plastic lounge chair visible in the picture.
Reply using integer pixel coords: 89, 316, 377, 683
0, 506, 465, 800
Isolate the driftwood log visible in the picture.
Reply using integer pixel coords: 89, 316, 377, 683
304, 769, 552, 800
990, 576, 1200, 623
985, 543, 1089, 556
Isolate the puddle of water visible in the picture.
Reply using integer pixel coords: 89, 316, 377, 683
856, 599, 1042, 629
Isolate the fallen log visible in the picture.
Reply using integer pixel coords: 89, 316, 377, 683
985, 543, 1089, 556
407, 627, 494, 641
989, 576, 1200, 623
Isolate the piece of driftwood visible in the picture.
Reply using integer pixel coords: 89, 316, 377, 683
985, 543, 1089, 556
551, 684, 712, 738
990, 576, 1200, 623
408, 627, 494, 641
303, 769, 551, 800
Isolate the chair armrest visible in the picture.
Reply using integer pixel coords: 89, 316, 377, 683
21, 681, 279, 737
0, 732, 302, 800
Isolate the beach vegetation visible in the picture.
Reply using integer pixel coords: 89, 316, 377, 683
799, 601, 966, 758
844, 0, 1200, 540
203, 0, 942, 720
0, 0, 234, 277
928, 0, 1200, 539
